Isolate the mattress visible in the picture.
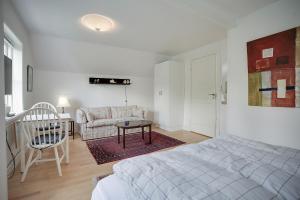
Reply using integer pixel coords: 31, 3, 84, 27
92, 175, 129, 200
93, 134, 300, 200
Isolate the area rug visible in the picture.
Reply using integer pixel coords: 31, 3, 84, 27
86, 131, 185, 165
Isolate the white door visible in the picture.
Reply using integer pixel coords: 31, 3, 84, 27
154, 62, 170, 129
190, 54, 216, 137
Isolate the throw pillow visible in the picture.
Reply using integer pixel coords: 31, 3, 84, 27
93, 107, 110, 119
86, 112, 95, 122
132, 108, 144, 118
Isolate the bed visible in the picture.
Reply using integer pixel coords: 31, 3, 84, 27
92, 134, 300, 200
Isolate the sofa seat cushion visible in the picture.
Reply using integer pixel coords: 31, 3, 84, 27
115, 117, 144, 123
86, 117, 144, 128
87, 119, 118, 128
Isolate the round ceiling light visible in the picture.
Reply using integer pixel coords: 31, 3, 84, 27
81, 14, 114, 32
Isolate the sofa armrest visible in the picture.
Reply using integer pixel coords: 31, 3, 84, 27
76, 109, 87, 124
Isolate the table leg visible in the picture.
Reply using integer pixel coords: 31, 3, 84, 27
13, 123, 17, 149
123, 128, 126, 148
149, 125, 152, 144
118, 127, 120, 143
68, 121, 73, 138
142, 127, 144, 140
20, 127, 25, 173
72, 121, 75, 140
65, 121, 70, 163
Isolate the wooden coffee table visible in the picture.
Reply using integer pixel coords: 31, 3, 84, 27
116, 120, 152, 148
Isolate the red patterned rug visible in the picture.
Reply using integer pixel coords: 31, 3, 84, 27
86, 131, 185, 165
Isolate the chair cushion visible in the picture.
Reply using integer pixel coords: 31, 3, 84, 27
32, 133, 65, 145
37, 125, 60, 131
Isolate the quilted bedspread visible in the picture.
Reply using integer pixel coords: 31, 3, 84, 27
113, 134, 300, 200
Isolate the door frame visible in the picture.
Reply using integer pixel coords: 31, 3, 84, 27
189, 53, 221, 137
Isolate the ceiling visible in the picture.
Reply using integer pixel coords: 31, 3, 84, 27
12, 0, 277, 56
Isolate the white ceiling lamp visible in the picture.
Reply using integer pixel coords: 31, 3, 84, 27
81, 14, 114, 32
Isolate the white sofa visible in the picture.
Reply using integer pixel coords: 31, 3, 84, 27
76, 105, 148, 140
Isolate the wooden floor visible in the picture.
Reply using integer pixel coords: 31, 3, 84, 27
8, 128, 209, 200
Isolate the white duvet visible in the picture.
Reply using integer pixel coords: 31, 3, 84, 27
113, 135, 300, 200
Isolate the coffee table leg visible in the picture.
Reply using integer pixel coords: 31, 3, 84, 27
149, 125, 152, 144
142, 127, 144, 140
123, 128, 126, 148
118, 127, 120, 144
72, 121, 75, 140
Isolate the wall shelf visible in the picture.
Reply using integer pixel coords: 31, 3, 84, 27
89, 77, 131, 85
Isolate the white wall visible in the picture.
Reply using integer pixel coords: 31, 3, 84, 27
226, 0, 300, 149
173, 40, 227, 135
0, 0, 8, 198
3, 0, 35, 109
30, 34, 169, 77
30, 34, 168, 122
3, 0, 36, 183
33, 70, 154, 119
2, 0, 35, 197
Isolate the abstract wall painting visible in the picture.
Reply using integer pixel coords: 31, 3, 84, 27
247, 26, 300, 107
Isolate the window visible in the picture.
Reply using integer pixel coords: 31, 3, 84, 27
4, 38, 13, 58
4, 35, 23, 114
4, 38, 13, 109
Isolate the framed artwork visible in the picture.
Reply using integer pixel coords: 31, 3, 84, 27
27, 65, 33, 92
247, 26, 300, 107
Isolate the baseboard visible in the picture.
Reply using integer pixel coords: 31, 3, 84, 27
182, 126, 191, 131
7, 150, 20, 177
158, 125, 183, 132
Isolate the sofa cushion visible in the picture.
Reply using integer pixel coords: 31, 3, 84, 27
111, 105, 137, 119
86, 117, 144, 128
86, 112, 95, 121
115, 116, 144, 123
86, 119, 118, 128
82, 107, 112, 120
132, 107, 144, 118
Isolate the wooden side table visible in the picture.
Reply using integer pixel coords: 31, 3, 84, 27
69, 120, 75, 139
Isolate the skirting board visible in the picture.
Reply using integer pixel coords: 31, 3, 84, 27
157, 125, 183, 132
7, 150, 20, 177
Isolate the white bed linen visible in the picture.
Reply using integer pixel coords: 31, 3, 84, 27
93, 135, 300, 200
92, 175, 129, 200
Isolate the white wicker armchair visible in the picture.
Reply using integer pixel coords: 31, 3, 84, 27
20, 107, 67, 182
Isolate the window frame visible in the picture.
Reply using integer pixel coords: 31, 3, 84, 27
4, 38, 14, 108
